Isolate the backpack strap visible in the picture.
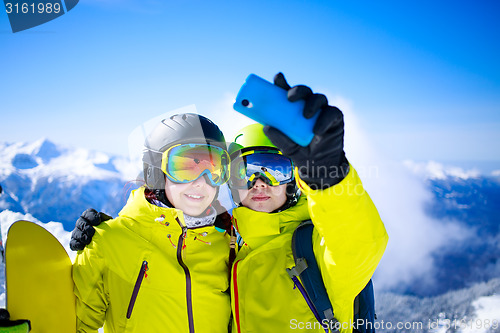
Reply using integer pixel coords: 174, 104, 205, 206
286, 220, 339, 332
287, 220, 377, 333
353, 279, 376, 333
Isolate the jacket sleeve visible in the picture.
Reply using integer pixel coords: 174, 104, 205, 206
72, 233, 109, 332
296, 164, 388, 303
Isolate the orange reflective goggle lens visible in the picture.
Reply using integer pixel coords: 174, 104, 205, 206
161, 144, 230, 186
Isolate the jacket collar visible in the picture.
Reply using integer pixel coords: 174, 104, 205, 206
118, 187, 187, 227
232, 195, 309, 249
119, 187, 220, 229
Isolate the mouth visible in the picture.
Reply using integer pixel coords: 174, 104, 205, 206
185, 194, 205, 201
251, 194, 270, 202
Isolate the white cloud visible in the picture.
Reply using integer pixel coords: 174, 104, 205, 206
326, 96, 471, 292
403, 160, 481, 180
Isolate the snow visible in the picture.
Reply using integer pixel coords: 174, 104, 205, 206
0, 138, 132, 181
460, 295, 500, 333
427, 295, 500, 333
0, 210, 74, 308
0, 139, 137, 230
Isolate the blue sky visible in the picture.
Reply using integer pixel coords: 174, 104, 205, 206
1, 0, 499, 167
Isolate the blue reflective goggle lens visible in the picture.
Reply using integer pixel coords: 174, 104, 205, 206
161, 144, 230, 186
230, 152, 294, 189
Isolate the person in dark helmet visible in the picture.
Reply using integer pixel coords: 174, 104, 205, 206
72, 113, 235, 333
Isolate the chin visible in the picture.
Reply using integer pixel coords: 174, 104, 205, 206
187, 209, 205, 216
251, 204, 273, 213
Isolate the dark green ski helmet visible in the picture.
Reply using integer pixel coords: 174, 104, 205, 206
143, 113, 227, 189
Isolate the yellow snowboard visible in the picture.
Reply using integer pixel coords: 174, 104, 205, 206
6, 221, 76, 333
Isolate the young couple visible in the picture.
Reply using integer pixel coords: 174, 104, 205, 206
70, 73, 388, 333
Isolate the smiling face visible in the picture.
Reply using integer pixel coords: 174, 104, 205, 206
238, 178, 287, 213
164, 176, 217, 216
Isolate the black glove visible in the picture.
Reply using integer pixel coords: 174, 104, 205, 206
263, 72, 349, 189
0, 309, 30, 332
69, 208, 112, 251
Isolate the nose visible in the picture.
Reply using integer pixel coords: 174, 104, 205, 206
251, 178, 268, 189
192, 175, 209, 186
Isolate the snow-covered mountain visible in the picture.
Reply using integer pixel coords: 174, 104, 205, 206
0, 138, 140, 231
376, 278, 500, 333
0, 139, 499, 331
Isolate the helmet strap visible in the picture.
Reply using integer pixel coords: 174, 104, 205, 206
272, 181, 301, 213
153, 189, 173, 207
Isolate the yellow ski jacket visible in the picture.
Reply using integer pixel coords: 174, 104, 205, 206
73, 187, 232, 333
230, 166, 388, 333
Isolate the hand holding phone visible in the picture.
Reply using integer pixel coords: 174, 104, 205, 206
233, 74, 318, 146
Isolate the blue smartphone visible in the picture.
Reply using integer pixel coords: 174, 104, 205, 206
233, 74, 318, 147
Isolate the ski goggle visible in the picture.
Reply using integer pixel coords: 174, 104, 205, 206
161, 143, 230, 187
230, 149, 294, 189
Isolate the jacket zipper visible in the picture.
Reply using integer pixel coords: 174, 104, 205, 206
176, 218, 195, 333
126, 260, 148, 319
232, 260, 242, 333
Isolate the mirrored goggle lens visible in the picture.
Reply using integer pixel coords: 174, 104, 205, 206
231, 152, 294, 189
162, 144, 230, 186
